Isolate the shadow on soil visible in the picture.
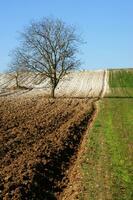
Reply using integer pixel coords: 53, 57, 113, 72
0, 88, 33, 97
26, 110, 94, 200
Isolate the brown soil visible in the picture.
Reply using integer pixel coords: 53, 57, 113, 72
60, 102, 98, 200
0, 94, 94, 200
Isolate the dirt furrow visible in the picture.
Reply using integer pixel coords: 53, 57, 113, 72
0, 95, 95, 200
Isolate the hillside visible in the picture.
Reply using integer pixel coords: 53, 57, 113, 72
0, 70, 108, 98
108, 68, 133, 97
0, 68, 132, 200
78, 69, 133, 200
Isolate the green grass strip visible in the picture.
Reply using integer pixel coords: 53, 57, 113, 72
81, 99, 133, 200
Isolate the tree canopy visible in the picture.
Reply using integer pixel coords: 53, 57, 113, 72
10, 17, 81, 97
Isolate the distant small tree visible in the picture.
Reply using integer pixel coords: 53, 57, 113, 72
10, 17, 81, 97
9, 50, 27, 88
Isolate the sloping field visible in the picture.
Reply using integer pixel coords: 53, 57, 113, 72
1, 68, 132, 200
78, 69, 133, 200
80, 99, 133, 200
0, 70, 107, 98
56, 70, 107, 97
107, 69, 133, 97
0, 69, 108, 199
0, 94, 94, 199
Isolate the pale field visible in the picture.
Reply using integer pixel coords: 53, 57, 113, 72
0, 70, 108, 98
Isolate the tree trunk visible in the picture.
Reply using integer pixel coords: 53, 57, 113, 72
51, 87, 55, 98
15, 76, 19, 88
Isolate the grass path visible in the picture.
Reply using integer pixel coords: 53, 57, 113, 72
80, 98, 133, 200
80, 100, 113, 200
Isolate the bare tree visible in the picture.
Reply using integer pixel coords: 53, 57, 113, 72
10, 17, 81, 97
9, 50, 27, 88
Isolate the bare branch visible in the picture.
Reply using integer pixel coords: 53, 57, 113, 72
9, 17, 82, 97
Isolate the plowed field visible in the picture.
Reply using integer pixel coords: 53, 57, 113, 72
0, 70, 107, 98
0, 95, 93, 200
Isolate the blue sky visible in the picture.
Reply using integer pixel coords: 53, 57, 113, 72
0, 0, 133, 72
